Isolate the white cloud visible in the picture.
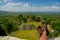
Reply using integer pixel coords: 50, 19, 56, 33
42, 7, 49, 10
23, 2, 30, 8
0, 1, 60, 12
51, 6, 59, 9
0, 2, 31, 11
42, 6, 59, 10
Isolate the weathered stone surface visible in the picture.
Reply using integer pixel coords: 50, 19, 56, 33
19, 23, 35, 30
0, 36, 27, 40
49, 37, 60, 40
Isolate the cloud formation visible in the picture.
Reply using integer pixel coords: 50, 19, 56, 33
0, 0, 60, 12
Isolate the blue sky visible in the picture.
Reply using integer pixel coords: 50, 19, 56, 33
0, 0, 60, 12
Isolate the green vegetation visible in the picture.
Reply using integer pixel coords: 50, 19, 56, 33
0, 11, 60, 40
10, 30, 39, 40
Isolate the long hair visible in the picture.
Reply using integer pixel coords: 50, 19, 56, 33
41, 21, 50, 36
37, 26, 43, 37
37, 26, 42, 31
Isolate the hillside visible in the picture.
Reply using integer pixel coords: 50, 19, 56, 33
0, 11, 60, 40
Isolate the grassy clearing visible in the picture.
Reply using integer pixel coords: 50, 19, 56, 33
10, 30, 39, 40
27, 22, 41, 27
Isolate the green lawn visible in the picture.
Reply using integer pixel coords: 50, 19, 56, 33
10, 30, 39, 40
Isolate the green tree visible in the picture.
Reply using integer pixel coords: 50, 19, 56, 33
34, 17, 41, 22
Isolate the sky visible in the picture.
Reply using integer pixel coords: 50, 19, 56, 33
0, 0, 60, 12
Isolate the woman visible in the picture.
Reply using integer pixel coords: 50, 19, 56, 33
37, 21, 50, 40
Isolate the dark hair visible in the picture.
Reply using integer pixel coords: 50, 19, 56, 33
41, 21, 47, 25
42, 22, 50, 36
37, 26, 41, 30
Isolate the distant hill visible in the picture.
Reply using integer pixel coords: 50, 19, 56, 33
0, 11, 60, 16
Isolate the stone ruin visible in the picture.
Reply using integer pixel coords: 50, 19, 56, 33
19, 23, 35, 30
